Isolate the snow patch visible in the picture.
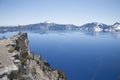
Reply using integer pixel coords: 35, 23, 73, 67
44, 20, 53, 23
115, 25, 120, 30
94, 26, 102, 32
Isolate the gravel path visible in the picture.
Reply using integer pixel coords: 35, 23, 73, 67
0, 39, 12, 73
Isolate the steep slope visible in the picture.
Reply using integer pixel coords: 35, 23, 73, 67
0, 33, 66, 80
112, 22, 120, 31
80, 22, 111, 32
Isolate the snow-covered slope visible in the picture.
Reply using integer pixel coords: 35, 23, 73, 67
80, 22, 107, 32
80, 22, 120, 32
0, 22, 120, 32
112, 22, 120, 30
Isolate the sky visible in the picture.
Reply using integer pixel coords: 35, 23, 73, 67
0, 0, 120, 26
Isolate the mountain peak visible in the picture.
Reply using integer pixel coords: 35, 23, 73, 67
44, 20, 53, 23
114, 22, 120, 25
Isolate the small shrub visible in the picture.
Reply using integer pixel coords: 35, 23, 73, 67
32, 66, 36, 74
57, 70, 67, 79
8, 48, 15, 53
20, 57, 26, 65
36, 60, 40, 65
6, 44, 11, 47
33, 53, 34, 60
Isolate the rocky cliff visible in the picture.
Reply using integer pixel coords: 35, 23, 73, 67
0, 33, 66, 80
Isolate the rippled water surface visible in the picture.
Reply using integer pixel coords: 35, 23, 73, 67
0, 31, 120, 80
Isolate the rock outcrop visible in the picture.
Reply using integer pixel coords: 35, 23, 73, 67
0, 33, 66, 80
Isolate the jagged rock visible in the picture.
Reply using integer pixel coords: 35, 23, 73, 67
1, 75, 8, 80
0, 33, 66, 80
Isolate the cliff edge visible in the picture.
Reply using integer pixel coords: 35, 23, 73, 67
0, 33, 66, 80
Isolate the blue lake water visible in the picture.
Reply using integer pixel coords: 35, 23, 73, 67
0, 30, 120, 80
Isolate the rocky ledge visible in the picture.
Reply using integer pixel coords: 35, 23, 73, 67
0, 33, 66, 80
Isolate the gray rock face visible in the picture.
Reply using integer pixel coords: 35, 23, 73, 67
15, 33, 30, 58
0, 33, 66, 80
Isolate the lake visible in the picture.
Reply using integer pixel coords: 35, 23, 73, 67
0, 30, 120, 80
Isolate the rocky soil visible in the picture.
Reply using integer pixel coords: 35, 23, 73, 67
0, 33, 66, 80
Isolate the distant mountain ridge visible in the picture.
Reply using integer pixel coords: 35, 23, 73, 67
0, 22, 120, 32
80, 22, 120, 32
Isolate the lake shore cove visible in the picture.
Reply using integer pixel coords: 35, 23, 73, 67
0, 33, 66, 80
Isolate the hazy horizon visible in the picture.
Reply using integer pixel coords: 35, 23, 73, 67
0, 21, 119, 27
